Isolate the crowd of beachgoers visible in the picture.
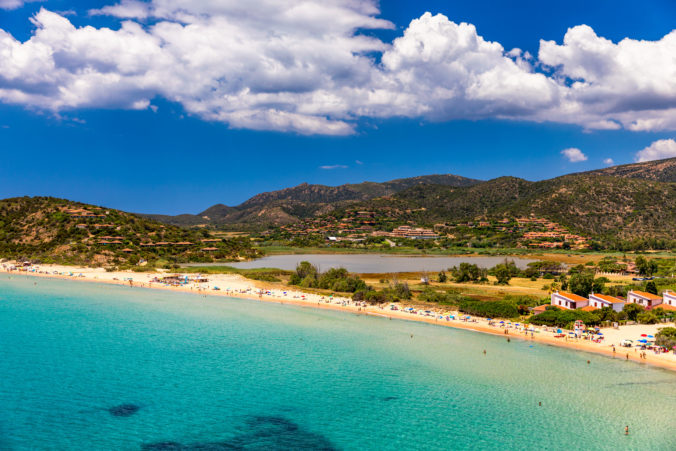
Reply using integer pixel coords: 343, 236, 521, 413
2, 262, 676, 372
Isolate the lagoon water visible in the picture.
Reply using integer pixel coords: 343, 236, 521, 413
212, 254, 536, 273
1, 274, 675, 450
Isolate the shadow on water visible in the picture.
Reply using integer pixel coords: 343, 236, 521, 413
141, 415, 336, 450
108, 404, 141, 417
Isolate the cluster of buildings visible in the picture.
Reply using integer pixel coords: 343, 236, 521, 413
542, 290, 676, 314
64, 208, 107, 218
379, 225, 438, 239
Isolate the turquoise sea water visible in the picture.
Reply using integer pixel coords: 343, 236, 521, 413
1, 274, 675, 450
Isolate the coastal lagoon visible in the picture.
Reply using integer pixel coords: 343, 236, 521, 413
205, 254, 536, 273
1, 274, 675, 450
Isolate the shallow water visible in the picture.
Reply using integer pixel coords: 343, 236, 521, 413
202, 253, 535, 273
1, 274, 675, 450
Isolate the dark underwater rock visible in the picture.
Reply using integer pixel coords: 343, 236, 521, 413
108, 403, 141, 417
141, 415, 336, 450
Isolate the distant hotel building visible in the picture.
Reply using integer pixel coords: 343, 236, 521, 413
389, 226, 438, 239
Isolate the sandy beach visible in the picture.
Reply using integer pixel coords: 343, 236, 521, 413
3, 263, 676, 373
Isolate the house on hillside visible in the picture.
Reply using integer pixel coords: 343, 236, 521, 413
588, 293, 625, 312
550, 291, 589, 310
626, 290, 662, 309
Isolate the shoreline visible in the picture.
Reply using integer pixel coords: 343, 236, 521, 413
3, 264, 676, 373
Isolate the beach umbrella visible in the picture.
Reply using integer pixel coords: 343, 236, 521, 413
641, 334, 647, 337
486, 318, 493, 321
499, 321, 505, 324
557, 329, 562, 333
597, 332, 603, 335
647, 335, 654, 338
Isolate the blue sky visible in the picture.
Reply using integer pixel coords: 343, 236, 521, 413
0, 0, 675, 214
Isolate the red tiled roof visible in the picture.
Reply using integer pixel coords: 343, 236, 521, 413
630, 290, 662, 300
556, 291, 588, 302
580, 306, 598, 312
591, 293, 624, 304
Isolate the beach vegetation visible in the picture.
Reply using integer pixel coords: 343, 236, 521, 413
636, 311, 659, 324
622, 303, 645, 322
288, 262, 367, 293
655, 327, 676, 349
458, 299, 519, 319
529, 307, 602, 328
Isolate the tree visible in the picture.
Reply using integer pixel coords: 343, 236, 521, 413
645, 281, 658, 295
437, 271, 447, 283
623, 303, 645, 322
289, 261, 319, 285
493, 264, 512, 285
450, 263, 483, 283
568, 272, 593, 296
635, 256, 658, 276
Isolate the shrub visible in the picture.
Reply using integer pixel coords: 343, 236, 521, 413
656, 327, 676, 349
458, 300, 519, 318
529, 307, 601, 328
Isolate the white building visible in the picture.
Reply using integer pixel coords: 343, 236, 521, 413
626, 290, 662, 309
550, 291, 589, 310
588, 293, 625, 312
663, 290, 676, 307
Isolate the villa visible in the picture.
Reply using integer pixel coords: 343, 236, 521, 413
588, 293, 625, 312
626, 290, 663, 309
550, 291, 589, 310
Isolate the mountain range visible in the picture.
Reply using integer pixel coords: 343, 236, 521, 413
142, 158, 676, 242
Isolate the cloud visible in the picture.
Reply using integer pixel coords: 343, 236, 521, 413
319, 164, 348, 170
635, 139, 676, 162
0, 0, 40, 10
89, 0, 151, 19
0, 3, 674, 135
539, 26, 676, 132
603, 158, 614, 165
355, 159, 363, 165
561, 147, 587, 162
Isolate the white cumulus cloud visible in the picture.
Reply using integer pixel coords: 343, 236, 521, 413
561, 147, 587, 162
635, 139, 676, 162
0, 2, 674, 135
0, 0, 41, 10
603, 158, 614, 165
539, 25, 676, 132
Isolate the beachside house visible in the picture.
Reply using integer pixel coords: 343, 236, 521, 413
588, 293, 625, 312
550, 291, 589, 310
663, 290, 676, 307
626, 290, 662, 309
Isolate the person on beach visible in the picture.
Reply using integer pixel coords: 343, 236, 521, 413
625, 425, 629, 435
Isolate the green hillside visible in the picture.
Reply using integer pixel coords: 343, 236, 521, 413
0, 197, 261, 267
